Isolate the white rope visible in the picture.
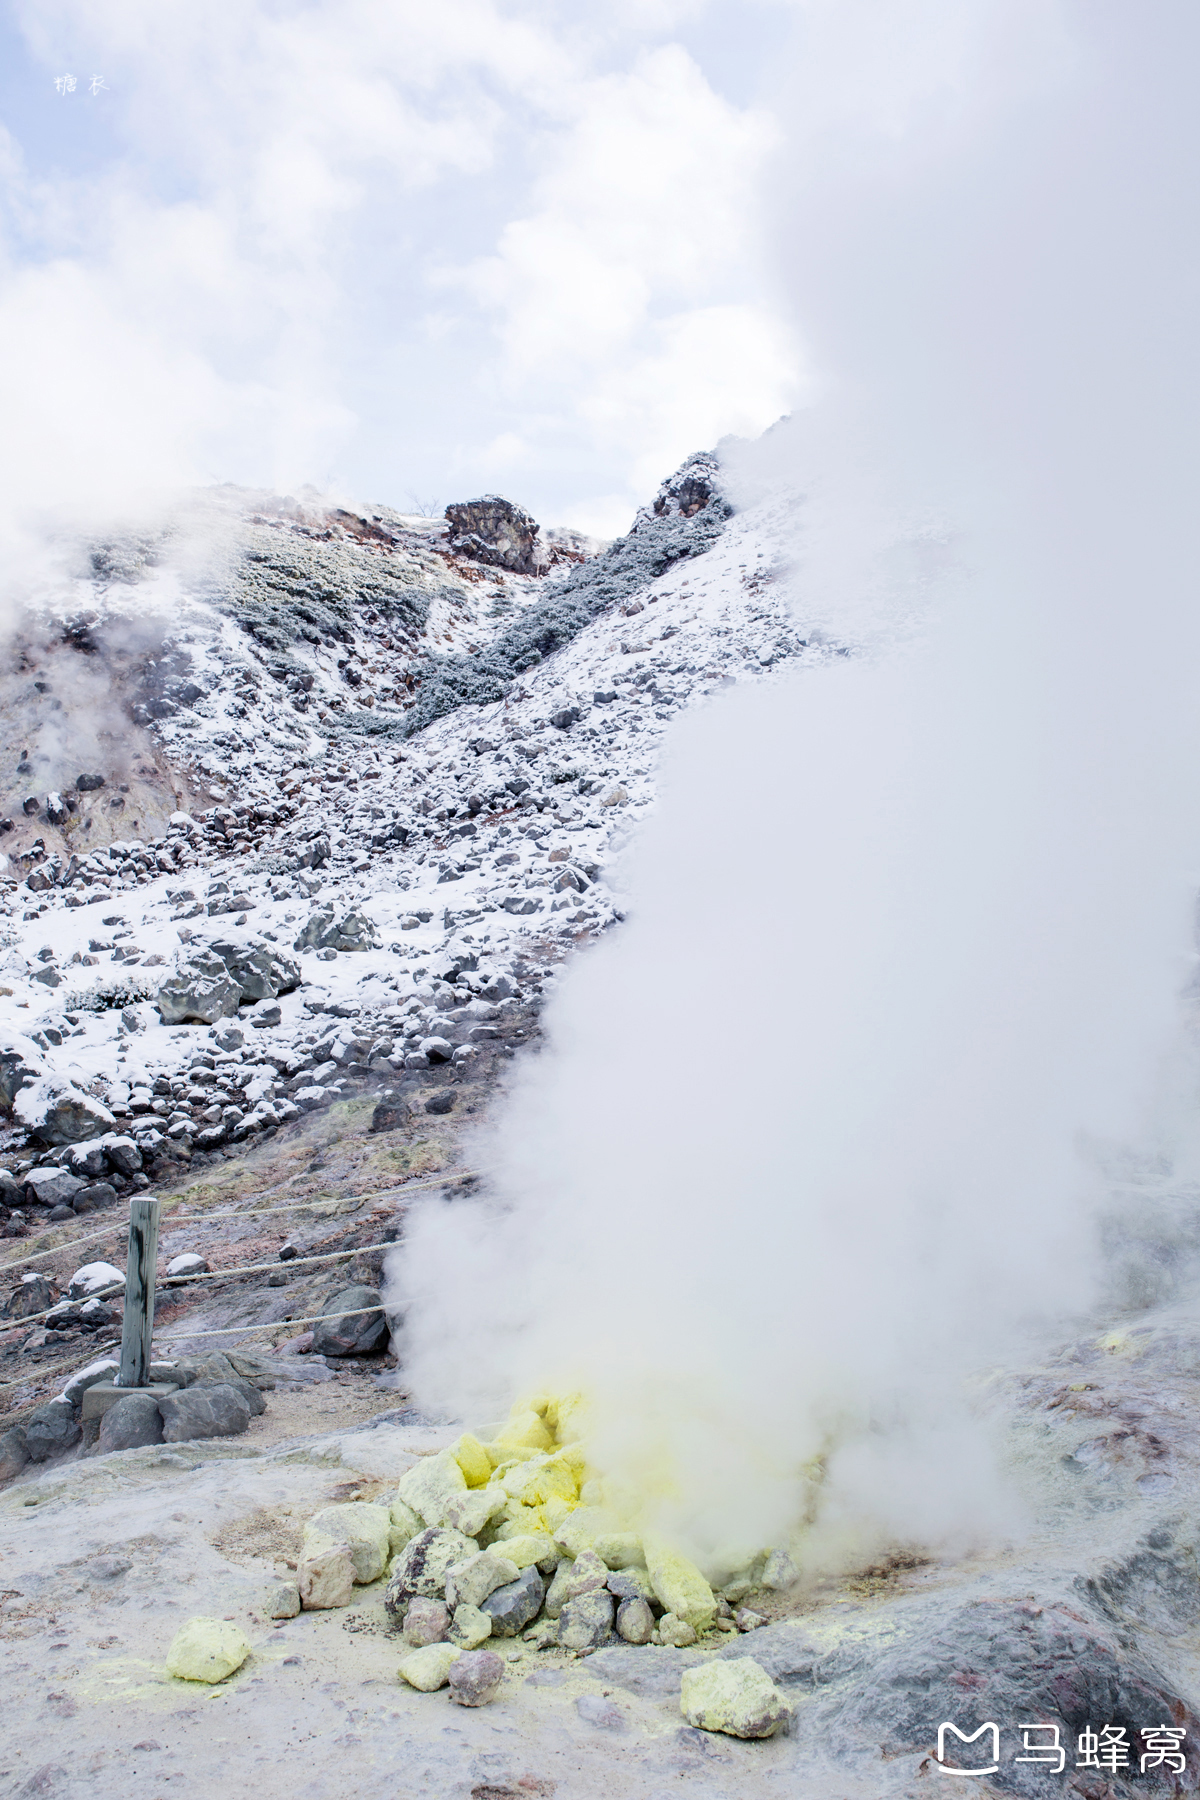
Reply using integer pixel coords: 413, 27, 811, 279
154, 1304, 389, 1344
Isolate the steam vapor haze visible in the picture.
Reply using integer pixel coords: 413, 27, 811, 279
389, 0, 1200, 1576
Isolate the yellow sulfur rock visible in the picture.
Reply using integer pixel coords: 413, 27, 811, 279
541, 1495, 576, 1534
494, 1532, 561, 1573
451, 1433, 495, 1489
552, 1393, 590, 1445
396, 1449, 467, 1527
555, 1506, 624, 1560
502, 1454, 578, 1508
680, 1659, 790, 1738
495, 1409, 554, 1454
397, 1643, 462, 1692
593, 1532, 644, 1570
305, 1503, 391, 1584
389, 1498, 424, 1555
166, 1618, 251, 1684
643, 1533, 717, 1633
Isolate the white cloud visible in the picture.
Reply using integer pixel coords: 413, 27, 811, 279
2, 1, 801, 536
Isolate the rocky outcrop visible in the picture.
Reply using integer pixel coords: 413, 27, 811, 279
445, 496, 549, 575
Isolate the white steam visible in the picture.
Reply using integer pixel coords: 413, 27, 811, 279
389, 0, 1200, 1575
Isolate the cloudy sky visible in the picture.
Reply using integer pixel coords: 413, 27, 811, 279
0, 1, 1166, 541
0, 0, 818, 535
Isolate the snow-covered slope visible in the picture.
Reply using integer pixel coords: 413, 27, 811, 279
0, 455, 812, 1203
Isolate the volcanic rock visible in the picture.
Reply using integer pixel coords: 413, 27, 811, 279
680, 1658, 790, 1739
310, 1285, 388, 1356
447, 1647, 505, 1706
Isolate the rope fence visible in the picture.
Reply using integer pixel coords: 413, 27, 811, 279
0, 1170, 477, 1276
0, 1168, 479, 1404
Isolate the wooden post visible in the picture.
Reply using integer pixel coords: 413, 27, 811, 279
117, 1198, 160, 1388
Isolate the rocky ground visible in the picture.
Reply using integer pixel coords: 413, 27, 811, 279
1, 454, 1200, 1798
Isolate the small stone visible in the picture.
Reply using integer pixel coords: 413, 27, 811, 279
679, 1657, 790, 1739
616, 1597, 655, 1644
658, 1613, 698, 1648
491, 1532, 560, 1574
558, 1589, 614, 1651
450, 1603, 493, 1649
298, 1541, 355, 1609
396, 1642, 461, 1692
165, 1618, 251, 1683
447, 1647, 504, 1706
402, 1598, 450, 1646
736, 1607, 766, 1632
264, 1580, 300, 1619
423, 1089, 455, 1115
446, 1551, 519, 1612
481, 1564, 545, 1637
166, 1253, 210, 1277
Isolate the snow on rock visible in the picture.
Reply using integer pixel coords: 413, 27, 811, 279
0, 449, 816, 1193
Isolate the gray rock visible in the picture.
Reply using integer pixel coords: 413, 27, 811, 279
61, 1360, 119, 1408
64, 1142, 107, 1179
73, 1182, 118, 1212
98, 1393, 164, 1452
385, 1529, 477, 1621
586, 1644, 703, 1700
402, 1597, 451, 1646
423, 1090, 456, 1115
0, 1425, 29, 1481
616, 1598, 655, 1644
24, 1399, 82, 1461
481, 1564, 545, 1637
155, 950, 241, 1024
158, 1383, 252, 1442
558, 1588, 615, 1651
293, 906, 378, 954
25, 1086, 116, 1147
311, 1285, 388, 1357
4, 1273, 55, 1317
446, 1552, 520, 1612
447, 1647, 505, 1706
100, 1134, 142, 1176
606, 1566, 657, 1604
208, 938, 301, 1001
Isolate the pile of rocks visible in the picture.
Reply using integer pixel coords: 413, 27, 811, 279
295, 1395, 784, 1664
1, 1131, 145, 1228
0, 1345, 284, 1481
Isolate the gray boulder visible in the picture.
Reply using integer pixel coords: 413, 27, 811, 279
158, 1383, 251, 1442
0, 1425, 29, 1481
24, 1399, 82, 1461
208, 938, 301, 1001
98, 1393, 164, 1452
24, 1167, 85, 1209
482, 1565, 545, 1637
65, 1142, 108, 1179
155, 950, 241, 1024
293, 907, 379, 954
23, 1085, 116, 1147
311, 1285, 388, 1357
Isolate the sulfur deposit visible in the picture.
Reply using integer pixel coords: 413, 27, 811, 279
344, 1394, 785, 1664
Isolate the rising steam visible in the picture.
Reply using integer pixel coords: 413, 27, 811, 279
388, 0, 1200, 1577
